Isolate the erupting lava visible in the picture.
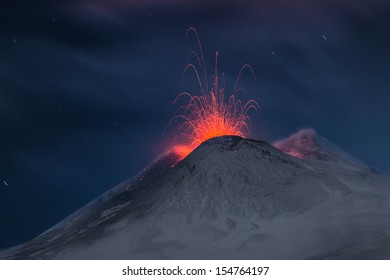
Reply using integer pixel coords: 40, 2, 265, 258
171, 28, 259, 159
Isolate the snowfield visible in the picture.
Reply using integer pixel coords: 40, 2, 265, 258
1, 132, 389, 259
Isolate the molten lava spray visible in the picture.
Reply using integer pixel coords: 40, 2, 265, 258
171, 28, 259, 159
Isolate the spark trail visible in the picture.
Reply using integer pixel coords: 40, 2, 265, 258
171, 28, 259, 159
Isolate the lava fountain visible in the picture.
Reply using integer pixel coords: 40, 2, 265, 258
171, 28, 259, 159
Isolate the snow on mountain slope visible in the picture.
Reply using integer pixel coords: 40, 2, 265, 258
274, 129, 369, 169
1, 135, 389, 259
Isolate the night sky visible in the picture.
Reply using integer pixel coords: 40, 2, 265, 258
1, 0, 389, 249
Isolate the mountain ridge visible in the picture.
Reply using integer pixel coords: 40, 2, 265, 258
1, 133, 389, 259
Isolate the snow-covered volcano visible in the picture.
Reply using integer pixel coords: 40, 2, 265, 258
1, 131, 389, 259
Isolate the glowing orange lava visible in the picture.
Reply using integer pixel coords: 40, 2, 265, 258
171, 28, 259, 159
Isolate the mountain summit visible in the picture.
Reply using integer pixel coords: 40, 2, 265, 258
273, 129, 368, 169
1, 132, 389, 259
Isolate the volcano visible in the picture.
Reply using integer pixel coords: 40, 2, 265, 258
1, 131, 389, 259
